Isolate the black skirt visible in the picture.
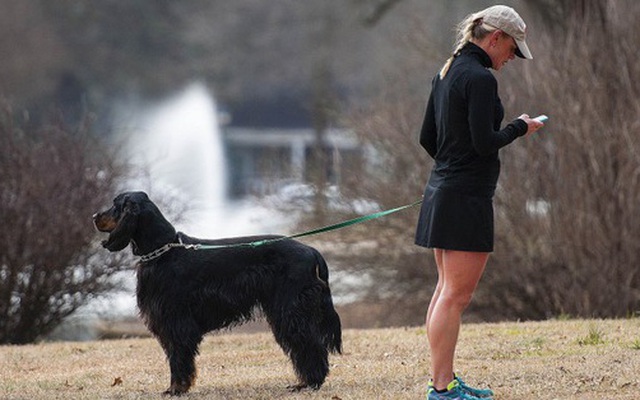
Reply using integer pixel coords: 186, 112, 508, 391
415, 184, 494, 252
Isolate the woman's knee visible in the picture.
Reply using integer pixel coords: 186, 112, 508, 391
440, 288, 474, 311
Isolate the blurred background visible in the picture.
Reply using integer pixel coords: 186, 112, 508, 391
1, 0, 639, 343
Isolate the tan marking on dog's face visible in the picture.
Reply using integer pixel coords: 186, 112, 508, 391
93, 212, 119, 232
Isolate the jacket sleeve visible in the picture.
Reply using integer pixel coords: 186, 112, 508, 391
419, 90, 438, 158
467, 73, 527, 155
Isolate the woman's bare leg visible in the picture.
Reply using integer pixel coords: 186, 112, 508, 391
426, 248, 444, 332
427, 250, 489, 391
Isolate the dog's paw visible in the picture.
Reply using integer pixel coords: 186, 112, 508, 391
287, 384, 306, 392
287, 383, 321, 392
162, 383, 190, 396
162, 389, 184, 397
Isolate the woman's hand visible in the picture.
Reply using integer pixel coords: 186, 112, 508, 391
518, 114, 545, 135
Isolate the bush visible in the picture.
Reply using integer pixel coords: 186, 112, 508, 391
479, 0, 640, 320
0, 100, 126, 344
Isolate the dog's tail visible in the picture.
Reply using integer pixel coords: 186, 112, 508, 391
314, 250, 342, 354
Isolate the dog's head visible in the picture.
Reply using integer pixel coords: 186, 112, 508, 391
93, 192, 147, 252
94, 191, 177, 256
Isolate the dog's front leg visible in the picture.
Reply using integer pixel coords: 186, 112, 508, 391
158, 328, 202, 396
163, 345, 199, 395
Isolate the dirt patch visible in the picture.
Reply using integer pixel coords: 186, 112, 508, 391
1, 319, 639, 399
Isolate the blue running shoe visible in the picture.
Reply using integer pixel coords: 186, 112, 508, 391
454, 374, 494, 398
427, 379, 484, 400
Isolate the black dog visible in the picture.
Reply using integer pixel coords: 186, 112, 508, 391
93, 191, 342, 395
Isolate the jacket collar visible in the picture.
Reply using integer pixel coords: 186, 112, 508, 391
460, 42, 492, 69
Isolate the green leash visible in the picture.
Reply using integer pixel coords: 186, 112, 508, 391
192, 198, 423, 251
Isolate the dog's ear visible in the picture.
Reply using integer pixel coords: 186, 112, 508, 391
102, 195, 139, 252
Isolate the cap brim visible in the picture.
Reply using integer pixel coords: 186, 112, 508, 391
515, 39, 532, 59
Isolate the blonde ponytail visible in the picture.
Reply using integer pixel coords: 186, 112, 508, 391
439, 14, 497, 79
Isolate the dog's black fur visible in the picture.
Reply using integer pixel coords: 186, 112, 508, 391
93, 191, 342, 395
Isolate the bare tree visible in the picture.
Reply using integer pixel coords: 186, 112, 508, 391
351, 0, 404, 26
0, 101, 126, 344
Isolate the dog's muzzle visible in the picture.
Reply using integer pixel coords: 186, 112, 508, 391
93, 212, 118, 232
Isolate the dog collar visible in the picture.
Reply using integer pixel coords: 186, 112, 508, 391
139, 233, 199, 263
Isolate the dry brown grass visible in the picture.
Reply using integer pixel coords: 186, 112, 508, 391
1, 319, 640, 399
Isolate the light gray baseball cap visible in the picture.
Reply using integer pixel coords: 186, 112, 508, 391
475, 5, 533, 59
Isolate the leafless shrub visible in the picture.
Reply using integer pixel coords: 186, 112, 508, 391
334, 60, 436, 326
0, 100, 126, 344
480, 0, 640, 320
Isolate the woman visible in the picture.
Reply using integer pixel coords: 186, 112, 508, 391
415, 5, 543, 400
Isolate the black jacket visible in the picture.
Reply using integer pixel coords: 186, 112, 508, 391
419, 42, 527, 195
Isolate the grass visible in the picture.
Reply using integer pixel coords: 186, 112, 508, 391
1, 319, 640, 399
577, 324, 606, 346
